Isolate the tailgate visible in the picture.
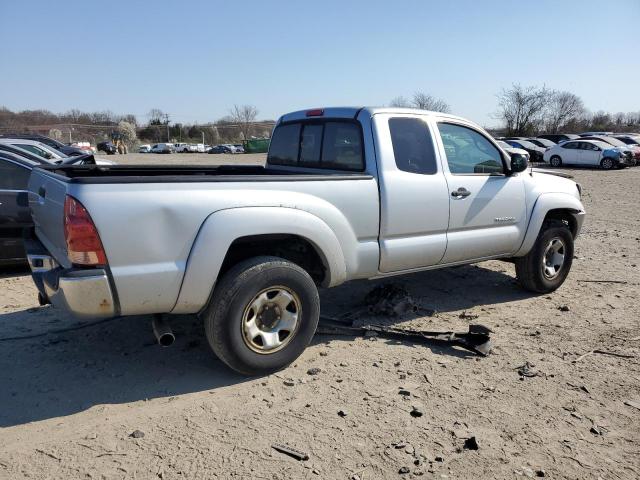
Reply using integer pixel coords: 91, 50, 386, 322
28, 168, 71, 267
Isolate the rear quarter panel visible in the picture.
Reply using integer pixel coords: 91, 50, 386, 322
69, 178, 380, 315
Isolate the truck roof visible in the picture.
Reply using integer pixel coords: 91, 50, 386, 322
278, 106, 472, 125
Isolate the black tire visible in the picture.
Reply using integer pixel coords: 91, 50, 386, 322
202, 256, 320, 376
515, 220, 574, 293
600, 157, 614, 170
549, 156, 562, 168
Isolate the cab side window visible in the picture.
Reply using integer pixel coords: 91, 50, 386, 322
437, 123, 504, 174
0, 160, 30, 190
389, 117, 437, 174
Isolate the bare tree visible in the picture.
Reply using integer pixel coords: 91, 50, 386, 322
147, 108, 165, 125
389, 96, 411, 108
389, 92, 450, 112
497, 84, 549, 136
545, 91, 585, 133
411, 92, 451, 113
229, 104, 258, 140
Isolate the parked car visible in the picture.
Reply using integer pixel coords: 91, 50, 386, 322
579, 131, 614, 137
613, 135, 640, 146
0, 153, 38, 266
526, 138, 556, 149
0, 138, 66, 161
0, 133, 87, 156
538, 134, 579, 144
26, 107, 585, 376
233, 144, 245, 153
505, 139, 545, 162
138, 144, 151, 153
207, 144, 234, 154
579, 136, 639, 164
0, 141, 114, 166
496, 140, 530, 161
150, 143, 174, 154
543, 139, 631, 169
97, 141, 117, 154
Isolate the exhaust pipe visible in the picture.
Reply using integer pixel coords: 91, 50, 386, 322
152, 314, 175, 347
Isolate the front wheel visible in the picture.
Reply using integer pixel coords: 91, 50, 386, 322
549, 156, 562, 168
202, 256, 320, 376
600, 157, 614, 170
515, 221, 574, 293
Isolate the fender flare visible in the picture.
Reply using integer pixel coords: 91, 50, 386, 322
513, 192, 585, 257
171, 206, 347, 314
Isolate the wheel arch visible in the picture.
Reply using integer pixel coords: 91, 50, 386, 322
171, 207, 347, 314
513, 193, 585, 257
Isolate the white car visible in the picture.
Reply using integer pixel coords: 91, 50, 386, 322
496, 140, 530, 161
150, 143, 174, 154
543, 139, 631, 169
138, 144, 151, 153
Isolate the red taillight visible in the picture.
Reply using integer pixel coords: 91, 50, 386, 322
64, 195, 107, 266
305, 108, 324, 117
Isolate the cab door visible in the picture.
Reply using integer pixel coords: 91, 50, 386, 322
577, 142, 601, 166
434, 121, 527, 264
374, 114, 450, 272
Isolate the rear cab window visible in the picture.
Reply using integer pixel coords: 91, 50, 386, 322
267, 120, 364, 171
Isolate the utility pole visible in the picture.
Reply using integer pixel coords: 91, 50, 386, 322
163, 113, 170, 142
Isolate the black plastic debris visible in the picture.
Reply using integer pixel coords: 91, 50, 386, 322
318, 318, 492, 357
463, 436, 479, 450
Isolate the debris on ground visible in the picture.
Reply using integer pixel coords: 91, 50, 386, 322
459, 311, 479, 320
271, 443, 309, 461
307, 367, 322, 375
398, 466, 410, 474
410, 406, 424, 418
624, 399, 640, 411
516, 362, 540, 378
558, 305, 570, 312
338, 410, 348, 417
363, 283, 422, 317
129, 430, 145, 439
318, 318, 493, 356
463, 436, 479, 450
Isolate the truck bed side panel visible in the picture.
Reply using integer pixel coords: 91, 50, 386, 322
65, 177, 379, 315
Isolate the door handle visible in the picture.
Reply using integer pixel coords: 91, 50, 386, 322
451, 187, 471, 198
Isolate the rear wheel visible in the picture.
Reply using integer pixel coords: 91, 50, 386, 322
600, 157, 614, 170
515, 220, 574, 293
202, 256, 320, 376
549, 156, 562, 167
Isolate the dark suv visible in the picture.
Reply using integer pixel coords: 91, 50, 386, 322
0, 133, 86, 156
537, 134, 579, 144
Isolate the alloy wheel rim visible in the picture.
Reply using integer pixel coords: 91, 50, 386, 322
602, 158, 612, 169
241, 286, 301, 354
542, 237, 566, 280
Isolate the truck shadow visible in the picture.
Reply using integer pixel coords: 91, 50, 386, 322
320, 262, 531, 318
0, 309, 247, 428
0, 262, 526, 427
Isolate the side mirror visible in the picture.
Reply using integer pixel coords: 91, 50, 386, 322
509, 153, 529, 173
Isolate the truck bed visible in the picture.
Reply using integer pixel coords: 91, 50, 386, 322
35, 164, 373, 183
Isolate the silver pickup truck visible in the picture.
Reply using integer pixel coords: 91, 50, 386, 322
26, 107, 585, 375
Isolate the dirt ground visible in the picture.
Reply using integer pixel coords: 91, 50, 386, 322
0, 159, 638, 480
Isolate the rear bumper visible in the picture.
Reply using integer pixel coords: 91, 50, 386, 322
26, 240, 117, 320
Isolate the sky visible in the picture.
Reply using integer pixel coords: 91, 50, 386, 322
0, 0, 638, 127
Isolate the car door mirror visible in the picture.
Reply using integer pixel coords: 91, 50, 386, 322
509, 153, 529, 173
